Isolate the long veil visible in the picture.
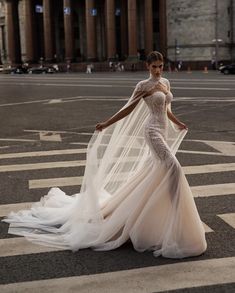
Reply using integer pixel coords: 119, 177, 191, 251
4, 79, 187, 251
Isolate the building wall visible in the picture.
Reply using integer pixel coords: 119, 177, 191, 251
0, 0, 234, 67
167, 0, 235, 65
0, 0, 6, 63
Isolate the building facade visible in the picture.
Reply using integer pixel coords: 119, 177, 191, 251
167, 0, 235, 69
0, 0, 234, 68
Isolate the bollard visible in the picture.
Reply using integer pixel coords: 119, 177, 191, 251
187, 66, 192, 73
203, 66, 208, 73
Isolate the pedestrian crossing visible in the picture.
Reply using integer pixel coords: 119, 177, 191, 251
0, 141, 234, 292
0, 257, 234, 293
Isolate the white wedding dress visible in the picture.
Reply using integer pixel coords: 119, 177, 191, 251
3, 75, 207, 259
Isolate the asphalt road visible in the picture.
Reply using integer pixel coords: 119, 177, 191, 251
0, 70, 234, 292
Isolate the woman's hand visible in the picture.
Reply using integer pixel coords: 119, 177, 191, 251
95, 121, 108, 131
155, 82, 169, 95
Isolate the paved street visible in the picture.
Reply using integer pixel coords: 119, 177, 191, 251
0, 70, 234, 292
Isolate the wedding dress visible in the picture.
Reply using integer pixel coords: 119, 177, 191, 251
2, 74, 207, 259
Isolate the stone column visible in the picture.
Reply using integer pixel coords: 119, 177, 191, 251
120, 0, 128, 58
159, 0, 167, 57
5, 0, 21, 64
128, 0, 137, 59
85, 0, 97, 61
24, 0, 35, 62
106, 0, 116, 60
144, 0, 153, 55
43, 0, 54, 61
63, 0, 74, 61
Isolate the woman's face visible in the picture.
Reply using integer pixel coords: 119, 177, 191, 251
147, 60, 164, 77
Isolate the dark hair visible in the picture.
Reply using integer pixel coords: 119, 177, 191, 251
146, 51, 164, 65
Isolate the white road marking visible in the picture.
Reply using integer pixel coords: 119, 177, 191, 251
178, 150, 227, 156
0, 148, 87, 159
28, 174, 235, 199
0, 98, 52, 107
0, 202, 213, 234
39, 132, 62, 142
72, 142, 235, 156
0, 222, 212, 258
0, 137, 233, 173
29, 176, 83, 189
203, 223, 214, 233
70, 142, 89, 146
0, 202, 33, 217
47, 99, 62, 104
176, 98, 235, 102
192, 183, 235, 197
0, 257, 234, 293
185, 139, 235, 144
183, 163, 235, 174
0, 160, 86, 172
0, 138, 36, 142
203, 141, 235, 156
0, 96, 234, 108
172, 86, 233, 91
0, 75, 235, 82
44, 97, 128, 104
24, 129, 82, 134
0, 81, 234, 90
0, 96, 129, 107
0, 237, 63, 257
217, 213, 235, 229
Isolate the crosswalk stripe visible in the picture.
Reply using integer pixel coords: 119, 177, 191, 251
0, 138, 36, 142
178, 150, 227, 156
29, 176, 83, 189
183, 162, 235, 174
191, 183, 235, 197
217, 213, 235, 229
0, 149, 87, 159
0, 221, 213, 258
0, 202, 216, 233
0, 257, 234, 293
0, 160, 86, 172
203, 223, 214, 233
28, 175, 235, 195
1, 155, 235, 173
0, 237, 63, 257
0, 202, 32, 217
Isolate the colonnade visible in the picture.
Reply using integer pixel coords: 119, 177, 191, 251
5, 0, 166, 64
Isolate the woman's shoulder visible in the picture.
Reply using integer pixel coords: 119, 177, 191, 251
135, 79, 151, 91
160, 77, 170, 85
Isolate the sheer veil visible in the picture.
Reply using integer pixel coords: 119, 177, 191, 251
5, 77, 187, 250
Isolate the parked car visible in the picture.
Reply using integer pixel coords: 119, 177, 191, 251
219, 63, 235, 74
11, 64, 29, 74
28, 66, 56, 74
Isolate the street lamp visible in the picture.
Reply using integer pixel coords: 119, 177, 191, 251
212, 38, 223, 69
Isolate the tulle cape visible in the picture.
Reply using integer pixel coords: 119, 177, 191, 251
4, 78, 188, 250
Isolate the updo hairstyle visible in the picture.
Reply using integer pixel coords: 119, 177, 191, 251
146, 51, 164, 65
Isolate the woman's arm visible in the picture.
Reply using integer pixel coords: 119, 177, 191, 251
165, 79, 187, 130
167, 108, 188, 130
96, 91, 143, 131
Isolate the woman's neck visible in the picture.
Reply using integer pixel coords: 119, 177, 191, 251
149, 73, 161, 81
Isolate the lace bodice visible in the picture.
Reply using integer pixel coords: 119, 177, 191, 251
136, 76, 173, 135
139, 76, 173, 112
135, 76, 175, 166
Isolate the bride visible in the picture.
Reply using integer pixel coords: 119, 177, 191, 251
3, 51, 207, 259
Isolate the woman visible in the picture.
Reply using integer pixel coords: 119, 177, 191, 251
3, 51, 207, 259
